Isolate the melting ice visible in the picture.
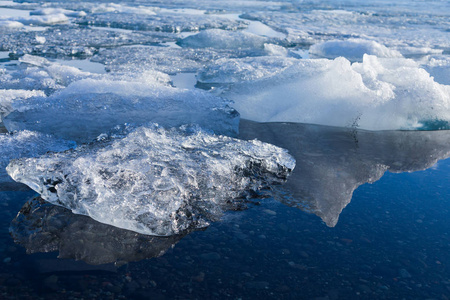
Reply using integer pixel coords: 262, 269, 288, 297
213, 55, 450, 130
7, 124, 295, 236
1, 0, 449, 236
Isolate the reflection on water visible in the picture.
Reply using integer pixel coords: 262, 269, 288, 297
8, 121, 450, 267
2, 121, 449, 299
10, 197, 189, 265
239, 120, 450, 226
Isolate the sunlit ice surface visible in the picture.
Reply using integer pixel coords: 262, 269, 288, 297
0, 0, 449, 299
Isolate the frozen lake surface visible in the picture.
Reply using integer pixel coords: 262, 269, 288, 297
0, 0, 449, 299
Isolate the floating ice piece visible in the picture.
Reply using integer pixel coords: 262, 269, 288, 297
92, 45, 266, 75
18, 54, 96, 86
13, 14, 69, 26
224, 55, 450, 130
90, 3, 158, 15
177, 29, 267, 49
11, 197, 186, 265
197, 56, 297, 85
0, 56, 96, 94
309, 39, 402, 61
0, 20, 24, 30
4, 73, 239, 142
7, 124, 295, 236
239, 120, 450, 227
0, 89, 45, 120
77, 12, 247, 32
93, 46, 218, 75
0, 130, 75, 185
0, 26, 176, 58
422, 56, 450, 85
264, 43, 288, 57
30, 8, 87, 17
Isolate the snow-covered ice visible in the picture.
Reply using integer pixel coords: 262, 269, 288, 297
221, 55, 450, 130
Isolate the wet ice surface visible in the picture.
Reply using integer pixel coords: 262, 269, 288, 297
2, 124, 449, 299
0, 0, 449, 299
7, 124, 294, 236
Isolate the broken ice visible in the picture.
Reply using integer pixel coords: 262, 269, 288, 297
3, 59, 239, 141
7, 124, 295, 236
218, 55, 450, 130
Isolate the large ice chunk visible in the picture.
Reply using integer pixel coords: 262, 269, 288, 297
224, 55, 450, 130
7, 124, 295, 236
197, 56, 298, 85
3, 73, 239, 141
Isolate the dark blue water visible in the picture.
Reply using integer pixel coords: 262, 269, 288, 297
1, 122, 449, 299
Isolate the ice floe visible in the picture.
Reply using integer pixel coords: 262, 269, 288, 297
3, 71, 238, 141
177, 29, 268, 49
7, 124, 295, 236
221, 55, 450, 130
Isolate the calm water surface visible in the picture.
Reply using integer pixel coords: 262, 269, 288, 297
1, 121, 449, 299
